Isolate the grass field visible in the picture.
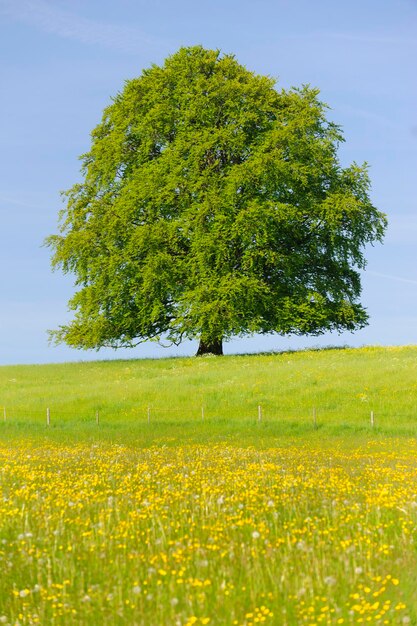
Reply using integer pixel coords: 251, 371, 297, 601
1, 345, 417, 442
1, 346, 417, 625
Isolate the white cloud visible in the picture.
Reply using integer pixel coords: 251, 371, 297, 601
284, 30, 417, 48
336, 104, 402, 132
0, 193, 46, 210
366, 271, 417, 286
0, 0, 160, 53
384, 214, 417, 245
322, 32, 417, 47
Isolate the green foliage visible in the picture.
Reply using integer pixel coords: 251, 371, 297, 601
47, 46, 386, 351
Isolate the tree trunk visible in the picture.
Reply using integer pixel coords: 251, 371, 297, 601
196, 337, 223, 356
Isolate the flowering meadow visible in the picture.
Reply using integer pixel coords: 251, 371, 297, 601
1, 439, 416, 625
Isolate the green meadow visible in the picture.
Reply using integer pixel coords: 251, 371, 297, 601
0, 345, 416, 443
2, 346, 417, 625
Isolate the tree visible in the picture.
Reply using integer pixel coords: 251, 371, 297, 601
47, 46, 386, 356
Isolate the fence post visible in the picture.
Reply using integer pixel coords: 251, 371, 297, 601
258, 405, 262, 422
201, 406, 204, 421
3, 407, 6, 422
313, 407, 317, 429
147, 406, 150, 424
46, 408, 50, 426
370, 410, 374, 428
96, 410, 100, 426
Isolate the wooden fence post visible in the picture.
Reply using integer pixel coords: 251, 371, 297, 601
3, 407, 6, 422
201, 406, 204, 421
370, 410, 374, 428
46, 408, 50, 426
258, 405, 262, 422
96, 410, 100, 426
147, 406, 150, 424
313, 407, 317, 429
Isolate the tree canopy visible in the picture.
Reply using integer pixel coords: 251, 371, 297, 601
47, 46, 386, 355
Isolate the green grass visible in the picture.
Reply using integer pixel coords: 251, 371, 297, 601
2, 346, 417, 624
1, 439, 417, 625
0, 345, 416, 443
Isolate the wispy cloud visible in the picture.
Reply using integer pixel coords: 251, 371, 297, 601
284, 30, 417, 47
0, 194, 46, 210
367, 271, 417, 286
0, 0, 161, 53
384, 214, 417, 245
337, 104, 401, 132
322, 32, 417, 47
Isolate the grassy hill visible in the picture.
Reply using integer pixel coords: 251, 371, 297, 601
0, 345, 416, 442
2, 346, 417, 623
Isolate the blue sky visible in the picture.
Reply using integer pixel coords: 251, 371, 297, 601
0, 0, 416, 364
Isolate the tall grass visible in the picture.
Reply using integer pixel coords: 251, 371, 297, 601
0, 345, 416, 442
2, 347, 417, 624
1, 440, 416, 625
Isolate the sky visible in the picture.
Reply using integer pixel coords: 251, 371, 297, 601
0, 0, 416, 365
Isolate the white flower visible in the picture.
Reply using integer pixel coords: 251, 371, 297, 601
252, 530, 260, 539
132, 586, 141, 595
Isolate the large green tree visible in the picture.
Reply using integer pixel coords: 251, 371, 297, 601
47, 46, 386, 356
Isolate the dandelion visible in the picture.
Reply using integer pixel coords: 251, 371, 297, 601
0, 439, 414, 624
